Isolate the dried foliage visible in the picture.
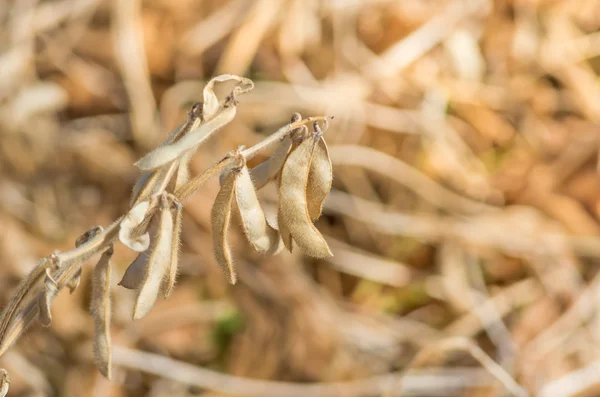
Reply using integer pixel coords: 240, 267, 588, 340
4, 1, 600, 397
278, 124, 333, 257
211, 167, 238, 284
0, 73, 333, 387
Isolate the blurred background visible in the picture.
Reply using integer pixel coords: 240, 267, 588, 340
1, 0, 600, 395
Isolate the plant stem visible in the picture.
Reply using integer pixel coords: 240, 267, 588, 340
241, 116, 331, 160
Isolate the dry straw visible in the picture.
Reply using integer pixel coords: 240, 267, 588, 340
0, 75, 334, 389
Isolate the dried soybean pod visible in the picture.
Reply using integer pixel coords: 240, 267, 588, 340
211, 170, 238, 284
131, 110, 203, 205
163, 201, 183, 297
135, 106, 237, 171
274, 131, 302, 253
276, 150, 295, 253
278, 137, 332, 257
38, 269, 58, 327
249, 136, 293, 189
277, 209, 293, 252
235, 166, 280, 253
167, 102, 203, 144
307, 135, 332, 220
91, 246, 113, 379
133, 197, 174, 320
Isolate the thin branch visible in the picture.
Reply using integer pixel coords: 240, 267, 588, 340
240, 116, 332, 160
174, 157, 232, 203
174, 115, 333, 203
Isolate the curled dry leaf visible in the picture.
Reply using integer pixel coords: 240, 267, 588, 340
211, 170, 238, 284
119, 201, 150, 252
278, 135, 332, 258
163, 201, 183, 297
91, 246, 113, 379
38, 269, 58, 327
135, 76, 253, 172
249, 136, 293, 189
236, 166, 281, 254
133, 196, 174, 320
306, 135, 332, 220
135, 105, 237, 171
203, 75, 253, 120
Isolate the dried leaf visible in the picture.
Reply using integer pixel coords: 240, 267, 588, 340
278, 136, 332, 257
203, 75, 254, 119
135, 105, 237, 171
38, 269, 58, 327
163, 201, 182, 297
211, 170, 237, 284
119, 201, 150, 252
133, 197, 174, 319
306, 136, 332, 220
249, 136, 293, 189
236, 166, 281, 254
91, 246, 113, 379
